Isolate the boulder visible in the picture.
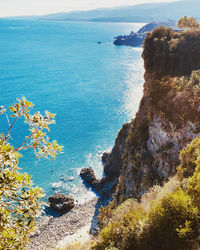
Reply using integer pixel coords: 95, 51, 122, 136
80, 167, 114, 198
48, 193, 75, 213
80, 167, 96, 185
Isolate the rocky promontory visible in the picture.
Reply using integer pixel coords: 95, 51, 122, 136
113, 20, 177, 47
108, 26, 200, 203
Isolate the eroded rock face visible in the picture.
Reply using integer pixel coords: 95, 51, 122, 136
106, 28, 200, 203
48, 194, 75, 213
147, 117, 198, 179
104, 123, 130, 178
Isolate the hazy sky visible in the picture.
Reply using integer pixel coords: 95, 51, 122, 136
0, 0, 179, 17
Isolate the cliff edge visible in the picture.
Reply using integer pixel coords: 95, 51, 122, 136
105, 27, 200, 203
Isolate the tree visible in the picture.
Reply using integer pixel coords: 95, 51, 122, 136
178, 16, 200, 29
0, 97, 62, 249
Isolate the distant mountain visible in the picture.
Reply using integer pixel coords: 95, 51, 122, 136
4, 0, 200, 23
38, 0, 200, 22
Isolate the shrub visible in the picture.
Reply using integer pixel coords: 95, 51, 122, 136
177, 137, 200, 177
96, 202, 146, 250
142, 189, 199, 250
143, 26, 200, 78
178, 16, 200, 29
187, 166, 200, 211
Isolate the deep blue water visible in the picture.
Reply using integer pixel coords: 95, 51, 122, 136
0, 19, 144, 202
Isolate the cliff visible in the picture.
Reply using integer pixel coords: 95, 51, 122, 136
105, 27, 200, 202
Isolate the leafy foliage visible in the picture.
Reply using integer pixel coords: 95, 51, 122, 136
142, 189, 199, 250
178, 16, 200, 29
95, 136, 200, 250
96, 202, 146, 250
187, 166, 200, 211
144, 69, 200, 126
0, 97, 62, 249
143, 26, 200, 79
177, 137, 200, 177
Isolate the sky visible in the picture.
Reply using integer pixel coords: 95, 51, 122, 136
0, 0, 179, 17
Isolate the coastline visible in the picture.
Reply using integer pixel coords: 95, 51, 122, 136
28, 197, 98, 249
28, 195, 111, 249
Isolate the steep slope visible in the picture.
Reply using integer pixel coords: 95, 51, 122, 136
104, 27, 200, 202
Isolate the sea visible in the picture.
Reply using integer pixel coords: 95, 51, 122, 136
0, 19, 144, 203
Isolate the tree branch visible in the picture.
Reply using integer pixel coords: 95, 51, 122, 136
16, 145, 35, 151
15, 131, 37, 152
5, 117, 18, 139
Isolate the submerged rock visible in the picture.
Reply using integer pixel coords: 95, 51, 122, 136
48, 193, 75, 213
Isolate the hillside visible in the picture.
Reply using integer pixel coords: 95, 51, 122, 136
113, 20, 177, 46
105, 26, 200, 200
37, 0, 200, 22
93, 26, 200, 250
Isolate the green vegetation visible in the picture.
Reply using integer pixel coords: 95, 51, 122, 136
147, 70, 200, 124
142, 190, 199, 250
95, 138, 200, 249
177, 137, 200, 177
143, 26, 200, 78
94, 17, 200, 250
0, 97, 62, 249
178, 16, 200, 29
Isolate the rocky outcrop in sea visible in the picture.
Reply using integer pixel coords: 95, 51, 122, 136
48, 193, 75, 214
113, 20, 177, 47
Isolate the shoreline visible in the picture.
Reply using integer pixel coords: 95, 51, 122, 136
28, 196, 107, 249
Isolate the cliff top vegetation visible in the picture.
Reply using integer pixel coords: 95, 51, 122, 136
143, 17, 200, 79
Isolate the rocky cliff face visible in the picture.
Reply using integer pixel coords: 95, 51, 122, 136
105, 27, 200, 203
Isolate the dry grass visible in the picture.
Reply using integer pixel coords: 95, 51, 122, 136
141, 175, 181, 211
56, 176, 182, 250
56, 239, 96, 250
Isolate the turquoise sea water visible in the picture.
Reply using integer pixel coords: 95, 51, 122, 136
0, 19, 144, 202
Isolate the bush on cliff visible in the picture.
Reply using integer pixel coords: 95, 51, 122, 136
0, 98, 62, 249
95, 137, 200, 250
96, 201, 146, 250
187, 166, 200, 212
143, 27, 200, 78
142, 189, 199, 250
177, 137, 200, 177
147, 70, 200, 125
178, 16, 200, 29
